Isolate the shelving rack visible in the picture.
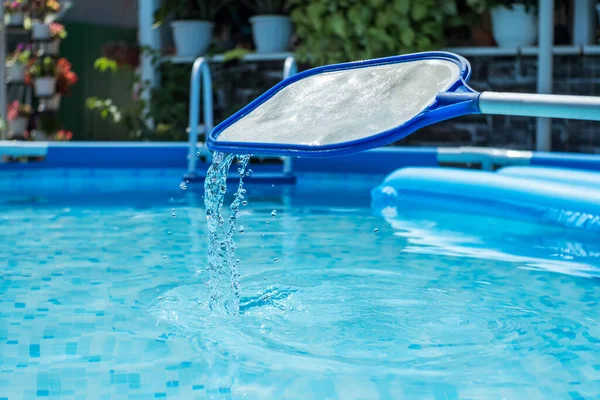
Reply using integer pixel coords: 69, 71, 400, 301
0, 1, 71, 142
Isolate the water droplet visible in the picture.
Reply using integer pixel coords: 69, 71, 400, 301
271, 210, 277, 217
261, 234, 265, 237
179, 182, 187, 190
266, 221, 269, 225
236, 259, 241, 264
241, 200, 248, 206
264, 277, 267, 280
239, 225, 245, 234
248, 169, 253, 173
245, 171, 250, 176
201, 236, 205, 239
171, 210, 176, 217
163, 255, 167, 258
273, 258, 278, 262
272, 184, 275, 187
196, 151, 201, 157
374, 228, 379, 233
168, 231, 171, 235
285, 253, 288, 256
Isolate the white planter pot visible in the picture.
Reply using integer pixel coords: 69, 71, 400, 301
6, 62, 25, 82
40, 40, 61, 55
171, 20, 213, 57
34, 77, 56, 97
39, 94, 61, 111
32, 130, 48, 141
32, 22, 51, 40
5, 12, 24, 27
9, 117, 27, 134
491, 5, 537, 48
250, 15, 293, 53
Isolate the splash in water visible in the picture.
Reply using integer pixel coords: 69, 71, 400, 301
204, 152, 251, 314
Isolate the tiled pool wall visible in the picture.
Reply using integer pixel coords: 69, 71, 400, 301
2, 143, 600, 195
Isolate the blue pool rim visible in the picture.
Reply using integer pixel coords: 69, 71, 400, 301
207, 51, 479, 158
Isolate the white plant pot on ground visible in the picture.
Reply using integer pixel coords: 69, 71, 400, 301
5, 12, 25, 27
6, 62, 25, 82
9, 117, 27, 134
171, 20, 213, 57
250, 15, 292, 53
491, 4, 537, 48
34, 77, 56, 97
32, 22, 51, 40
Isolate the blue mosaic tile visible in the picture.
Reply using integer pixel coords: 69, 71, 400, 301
30, 344, 40, 358
192, 385, 205, 391
128, 373, 141, 390
154, 393, 167, 398
166, 381, 179, 388
66, 343, 77, 355
15, 302, 26, 308
37, 389, 49, 396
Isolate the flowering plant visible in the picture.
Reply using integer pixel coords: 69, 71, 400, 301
53, 129, 72, 141
3, 0, 27, 13
49, 22, 67, 39
30, 0, 60, 18
7, 43, 32, 65
55, 58, 77, 94
7, 100, 32, 121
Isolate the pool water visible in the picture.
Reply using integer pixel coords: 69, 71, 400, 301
1, 178, 600, 399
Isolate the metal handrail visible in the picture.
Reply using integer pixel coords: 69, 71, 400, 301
187, 57, 213, 176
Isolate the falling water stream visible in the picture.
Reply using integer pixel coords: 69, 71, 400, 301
204, 152, 251, 314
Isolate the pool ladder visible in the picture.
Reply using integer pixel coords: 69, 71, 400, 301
186, 53, 298, 184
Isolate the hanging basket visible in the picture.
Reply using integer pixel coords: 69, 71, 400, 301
32, 21, 51, 40
34, 77, 57, 97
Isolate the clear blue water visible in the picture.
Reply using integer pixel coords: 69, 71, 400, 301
1, 177, 600, 399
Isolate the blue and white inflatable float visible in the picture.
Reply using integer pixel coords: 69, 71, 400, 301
371, 166, 600, 232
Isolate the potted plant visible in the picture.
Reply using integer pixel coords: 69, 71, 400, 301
247, 0, 291, 53
30, 0, 61, 39
4, 0, 27, 27
467, 0, 537, 47
6, 43, 32, 82
154, 0, 225, 58
45, 57, 77, 110
45, 22, 67, 54
52, 129, 72, 141
28, 55, 56, 97
7, 100, 32, 135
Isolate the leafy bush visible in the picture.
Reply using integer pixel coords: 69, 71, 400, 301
290, 0, 464, 66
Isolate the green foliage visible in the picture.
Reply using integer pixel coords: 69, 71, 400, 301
153, 0, 229, 25
243, 0, 287, 14
29, 56, 55, 77
93, 57, 118, 73
222, 47, 252, 62
290, 0, 463, 66
85, 49, 191, 141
